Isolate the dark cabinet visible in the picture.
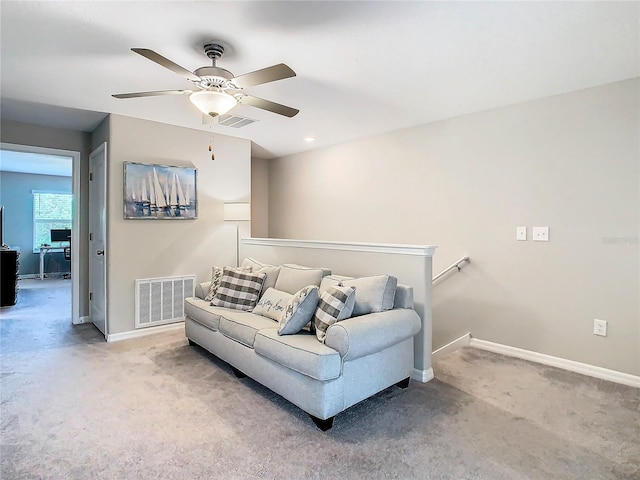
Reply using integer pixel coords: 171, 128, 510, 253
0, 249, 19, 306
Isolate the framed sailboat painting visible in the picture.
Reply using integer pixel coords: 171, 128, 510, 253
123, 162, 198, 219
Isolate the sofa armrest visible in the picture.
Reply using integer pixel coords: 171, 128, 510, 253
324, 309, 421, 361
194, 282, 211, 300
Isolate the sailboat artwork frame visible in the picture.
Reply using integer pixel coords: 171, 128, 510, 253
123, 162, 198, 220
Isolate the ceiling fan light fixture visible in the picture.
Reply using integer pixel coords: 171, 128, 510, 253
189, 90, 237, 117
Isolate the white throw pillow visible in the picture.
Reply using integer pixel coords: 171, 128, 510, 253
277, 285, 320, 335
253, 287, 292, 321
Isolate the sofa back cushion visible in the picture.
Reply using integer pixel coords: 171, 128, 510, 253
240, 257, 281, 293
341, 274, 397, 316
274, 264, 328, 294
211, 267, 266, 311
319, 274, 352, 294
393, 284, 414, 309
241, 257, 266, 270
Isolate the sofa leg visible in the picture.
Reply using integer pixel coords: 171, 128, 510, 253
310, 415, 334, 431
188, 339, 197, 347
231, 367, 247, 379
395, 377, 410, 389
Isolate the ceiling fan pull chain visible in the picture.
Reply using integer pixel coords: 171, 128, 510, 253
210, 131, 215, 161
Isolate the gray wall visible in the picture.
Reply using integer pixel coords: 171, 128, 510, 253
266, 79, 640, 376
0, 120, 92, 316
0, 171, 71, 275
100, 114, 252, 335
251, 157, 269, 237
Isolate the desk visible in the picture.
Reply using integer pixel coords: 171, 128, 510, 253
39, 245, 65, 280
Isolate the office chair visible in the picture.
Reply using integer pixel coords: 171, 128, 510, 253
63, 237, 71, 279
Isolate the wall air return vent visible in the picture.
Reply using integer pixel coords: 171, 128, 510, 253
135, 275, 196, 328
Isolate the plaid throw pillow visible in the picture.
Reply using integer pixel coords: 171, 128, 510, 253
205, 265, 251, 302
314, 284, 356, 342
211, 267, 266, 311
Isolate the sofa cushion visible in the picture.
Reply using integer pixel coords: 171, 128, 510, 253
241, 257, 267, 270
314, 285, 356, 342
342, 275, 397, 316
393, 284, 414, 309
254, 265, 281, 293
211, 267, 266, 311
278, 285, 320, 335
252, 287, 292, 321
274, 264, 326, 294
241, 257, 281, 293
319, 274, 353, 294
219, 311, 277, 347
254, 329, 342, 381
184, 297, 223, 331
204, 265, 251, 302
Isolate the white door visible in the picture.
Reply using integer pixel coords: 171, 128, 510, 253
89, 143, 107, 337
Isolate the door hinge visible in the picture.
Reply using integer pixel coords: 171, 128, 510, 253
89, 292, 93, 301
90, 173, 93, 181
89, 232, 93, 241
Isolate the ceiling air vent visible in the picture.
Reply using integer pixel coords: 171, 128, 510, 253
217, 114, 257, 128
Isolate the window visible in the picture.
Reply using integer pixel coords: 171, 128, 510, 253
33, 191, 72, 252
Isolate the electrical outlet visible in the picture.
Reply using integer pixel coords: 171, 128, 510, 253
516, 227, 527, 241
594, 319, 607, 337
533, 226, 549, 242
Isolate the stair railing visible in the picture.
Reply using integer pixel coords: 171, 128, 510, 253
433, 256, 470, 283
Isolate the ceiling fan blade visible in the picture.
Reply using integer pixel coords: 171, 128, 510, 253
112, 89, 191, 99
131, 48, 201, 82
232, 64, 296, 89
236, 94, 299, 118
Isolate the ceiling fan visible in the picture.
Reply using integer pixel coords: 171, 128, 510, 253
112, 42, 299, 119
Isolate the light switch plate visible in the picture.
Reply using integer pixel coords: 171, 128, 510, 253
533, 226, 549, 242
516, 227, 527, 241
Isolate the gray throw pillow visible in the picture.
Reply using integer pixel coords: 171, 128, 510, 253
277, 285, 320, 335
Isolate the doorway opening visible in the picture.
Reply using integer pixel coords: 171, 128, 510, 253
0, 143, 81, 324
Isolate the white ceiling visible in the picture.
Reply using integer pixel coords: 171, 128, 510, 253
1, 1, 638, 160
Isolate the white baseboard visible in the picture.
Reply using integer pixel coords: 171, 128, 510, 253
411, 367, 434, 383
432, 333, 471, 360
107, 322, 184, 343
469, 338, 640, 389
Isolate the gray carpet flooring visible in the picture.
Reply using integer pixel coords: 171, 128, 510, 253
1, 279, 638, 479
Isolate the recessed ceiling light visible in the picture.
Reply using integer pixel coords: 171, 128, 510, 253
304, 137, 315, 142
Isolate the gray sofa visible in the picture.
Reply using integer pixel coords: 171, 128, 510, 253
184, 259, 421, 430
